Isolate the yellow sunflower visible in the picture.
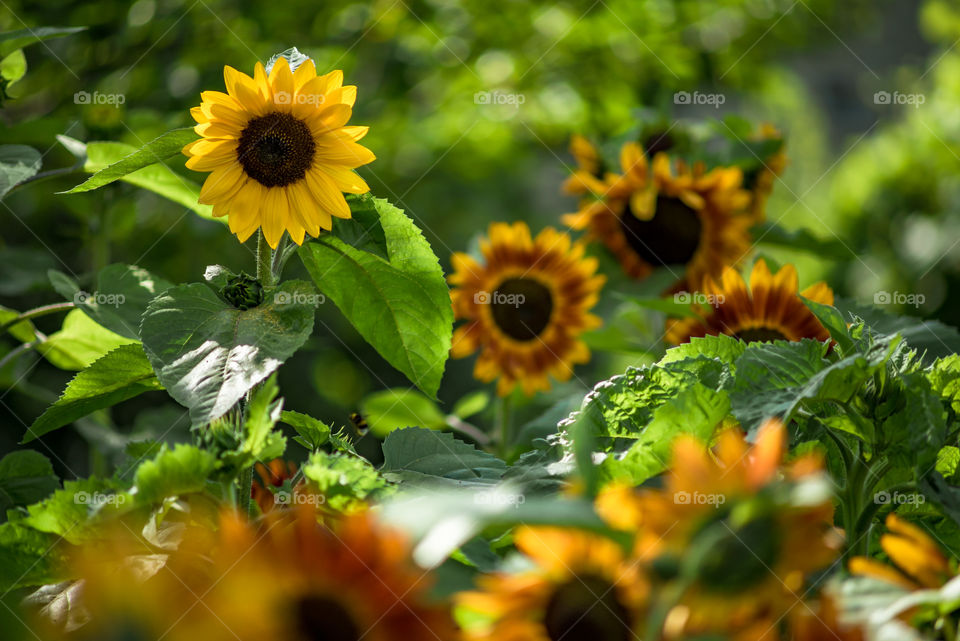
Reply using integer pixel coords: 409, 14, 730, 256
563, 141, 752, 289
457, 527, 648, 641
666, 258, 834, 345
561, 134, 608, 197
850, 513, 955, 591
183, 56, 375, 248
449, 222, 605, 396
596, 419, 841, 640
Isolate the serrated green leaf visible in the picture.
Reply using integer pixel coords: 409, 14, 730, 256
937, 447, 960, 483
381, 427, 506, 487
299, 197, 452, 398
24, 478, 128, 543
281, 410, 331, 450
659, 334, 746, 369
802, 297, 856, 355
0, 451, 59, 511
835, 298, 960, 363
140, 281, 315, 425
361, 388, 447, 437
929, 355, 960, 415
0, 144, 41, 199
24, 344, 162, 443
0, 521, 70, 590
302, 450, 392, 512
330, 194, 388, 260
0, 26, 86, 55
132, 444, 217, 505
38, 309, 137, 371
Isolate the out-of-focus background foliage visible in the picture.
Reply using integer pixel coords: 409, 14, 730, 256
1, 0, 956, 474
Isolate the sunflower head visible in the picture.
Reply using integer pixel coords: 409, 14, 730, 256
562, 141, 753, 289
457, 527, 648, 641
666, 258, 834, 345
850, 513, 955, 590
184, 54, 375, 248
449, 222, 605, 396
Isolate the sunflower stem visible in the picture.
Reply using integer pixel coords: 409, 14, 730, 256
496, 395, 513, 460
0, 302, 74, 336
237, 465, 254, 518
256, 231, 273, 287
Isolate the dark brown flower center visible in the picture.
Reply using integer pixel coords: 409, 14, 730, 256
543, 575, 632, 641
734, 327, 788, 343
490, 277, 554, 342
294, 594, 360, 641
237, 112, 316, 187
620, 195, 702, 267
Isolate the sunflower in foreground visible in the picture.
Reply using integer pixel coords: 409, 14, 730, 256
183, 55, 374, 248
449, 222, 605, 396
666, 258, 834, 345
596, 419, 841, 640
850, 513, 955, 591
563, 141, 752, 288
457, 527, 648, 641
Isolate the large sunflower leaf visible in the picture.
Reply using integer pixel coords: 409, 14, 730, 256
381, 427, 507, 488
24, 344, 163, 443
298, 197, 453, 398
0, 451, 59, 511
140, 281, 315, 425
132, 444, 218, 505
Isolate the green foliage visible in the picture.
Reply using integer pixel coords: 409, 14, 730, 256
381, 427, 507, 488
0, 520, 70, 591
38, 309, 137, 370
23, 478, 128, 544
361, 388, 447, 437
0, 451, 59, 512
298, 197, 453, 399
0, 145, 41, 199
302, 450, 392, 513
132, 443, 217, 505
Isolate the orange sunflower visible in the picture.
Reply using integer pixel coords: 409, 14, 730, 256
596, 419, 841, 640
251, 458, 301, 513
563, 141, 752, 289
850, 513, 955, 591
666, 258, 834, 345
183, 55, 375, 248
561, 134, 608, 197
457, 527, 648, 641
449, 222, 605, 396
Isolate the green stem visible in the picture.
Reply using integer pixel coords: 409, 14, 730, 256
256, 231, 273, 286
237, 465, 254, 518
0, 302, 74, 335
495, 395, 512, 459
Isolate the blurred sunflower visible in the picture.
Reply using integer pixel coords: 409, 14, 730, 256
596, 420, 840, 639
183, 55, 374, 248
666, 258, 834, 345
850, 513, 954, 590
449, 222, 605, 396
789, 596, 865, 641
563, 142, 752, 288
457, 527, 648, 641
561, 134, 607, 198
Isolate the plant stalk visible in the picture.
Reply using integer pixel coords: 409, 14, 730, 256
256, 231, 273, 286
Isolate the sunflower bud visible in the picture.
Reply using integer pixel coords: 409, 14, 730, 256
222, 273, 264, 310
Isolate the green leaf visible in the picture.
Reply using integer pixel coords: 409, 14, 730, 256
751, 222, 849, 259
659, 334, 746, 369
802, 297, 856, 355
220, 375, 286, 470
0, 521, 70, 590
0, 145, 41, 199
24, 344, 162, 443
928, 355, 960, 415
0, 49, 26, 88
937, 447, 960, 483
281, 410, 332, 451
599, 384, 729, 485
329, 194, 389, 260
361, 388, 447, 437
140, 281, 315, 424
381, 427, 507, 487
452, 390, 489, 420
302, 450, 392, 513
0, 26, 86, 55
69, 140, 214, 220
38, 309, 138, 371
835, 298, 960, 363
24, 478, 128, 543
299, 197, 453, 398
54, 264, 174, 340
132, 444, 217, 505
0, 451, 59, 511
0, 305, 38, 343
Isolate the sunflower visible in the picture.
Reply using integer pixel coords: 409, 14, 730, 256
561, 135, 608, 197
251, 458, 300, 513
449, 222, 605, 396
850, 513, 955, 590
788, 596, 865, 641
183, 55, 375, 248
666, 258, 834, 345
457, 527, 648, 641
595, 419, 841, 640
563, 141, 752, 289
